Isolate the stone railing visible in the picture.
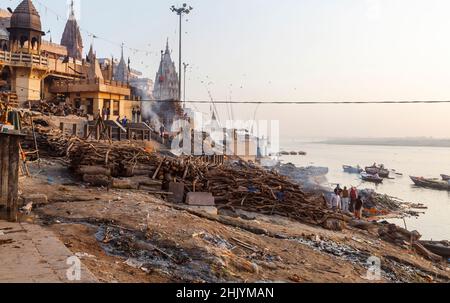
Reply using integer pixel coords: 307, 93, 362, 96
0, 50, 49, 67
51, 77, 129, 89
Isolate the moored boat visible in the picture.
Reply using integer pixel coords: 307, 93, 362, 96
365, 165, 390, 178
361, 172, 383, 184
441, 174, 450, 181
343, 165, 363, 174
410, 176, 450, 191
419, 241, 450, 258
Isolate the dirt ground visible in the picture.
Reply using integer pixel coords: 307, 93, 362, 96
18, 159, 450, 283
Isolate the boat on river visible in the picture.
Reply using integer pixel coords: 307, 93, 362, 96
365, 165, 390, 178
441, 174, 450, 181
343, 165, 363, 174
410, 176, 450, 191
419, 241, 450, 258
361, 172, 383, 184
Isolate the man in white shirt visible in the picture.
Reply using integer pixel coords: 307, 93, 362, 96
330, 189, 341, 212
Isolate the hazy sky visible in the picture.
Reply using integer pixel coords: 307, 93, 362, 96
4, 0, 450, 138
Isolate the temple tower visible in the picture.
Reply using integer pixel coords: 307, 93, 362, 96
114, 44, 129, 83
153, 39, 179, 101
60, 0, 83, 60
7, 0, 46, 103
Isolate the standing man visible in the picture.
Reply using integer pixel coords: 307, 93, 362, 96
350, 186, 358, 212
330, 189, 341, 212
122, 116, 128, 128
341, 186, 350, 212
137, 108, 141, 123
132, 108, 137, 123
160, 124, 165, 138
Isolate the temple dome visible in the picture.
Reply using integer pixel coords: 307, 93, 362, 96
9, 0, 43, 33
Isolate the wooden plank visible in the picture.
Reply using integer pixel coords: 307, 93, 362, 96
8, 136, 19, 221
0, 135, 10, 207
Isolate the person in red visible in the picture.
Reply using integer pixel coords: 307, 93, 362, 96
350, 187, 358, 213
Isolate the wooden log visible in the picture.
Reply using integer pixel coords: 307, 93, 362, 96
77, 165, 111, 176
82, 174, 111, 187
413, 242, 443, 262
112, 178, 139, 190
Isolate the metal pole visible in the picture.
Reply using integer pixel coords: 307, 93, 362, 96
178, 13, 182, 102
183, 63, 187, 109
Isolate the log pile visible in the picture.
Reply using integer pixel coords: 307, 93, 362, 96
20, 113, 78, 157
378, 223, 443, 262
65, 141, 349, 228
29, 100, 83, 117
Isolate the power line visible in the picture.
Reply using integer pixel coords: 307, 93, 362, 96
9, 84, 450, 105
133, 99, 450, 105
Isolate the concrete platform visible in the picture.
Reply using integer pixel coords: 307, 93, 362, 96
0, 221, 97, 283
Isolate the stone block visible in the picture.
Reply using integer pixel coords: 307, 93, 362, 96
185, 192, 215, 206
168, 182, 185, 204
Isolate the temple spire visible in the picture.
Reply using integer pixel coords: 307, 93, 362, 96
61, 0, 83, 60
69, 0, 75, 20
165, 38, 170, 54
87, 43, 94, 61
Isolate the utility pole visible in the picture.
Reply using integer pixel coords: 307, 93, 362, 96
170, 4, 193, 102
183, 62, 189, 109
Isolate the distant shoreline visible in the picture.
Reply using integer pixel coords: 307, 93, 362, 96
314, 138, 450, 148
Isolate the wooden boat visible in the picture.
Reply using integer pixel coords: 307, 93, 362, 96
361, 172, 383, 184
410, 176, 450, 191
419, 241, 450, 258
441, 174, 450, 181
343, 165, 363, 174
365, 165, 390, 178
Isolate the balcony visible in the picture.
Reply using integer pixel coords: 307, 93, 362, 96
49, 78, 131, 96
0, 50, 49, 68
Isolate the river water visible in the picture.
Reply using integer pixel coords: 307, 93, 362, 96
279, 142, 450, 240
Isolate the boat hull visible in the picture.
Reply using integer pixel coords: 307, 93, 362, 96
365, 167, 390, 178
410, 176, 450, 191
361, 173, 383, 184
420, 241, 450, 258
343, 165, 363, 174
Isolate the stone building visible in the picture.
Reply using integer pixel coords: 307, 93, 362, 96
149, 40, 183, 128
153, 40, 179, 101
60, 0, 83, 61
0, 0, 139, 120
0, 9, 11, 51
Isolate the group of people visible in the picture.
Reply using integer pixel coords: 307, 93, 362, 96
131, 107, 142, 123
329, 185, 363, 219
116, 116, 129, 127
101, 107, 141, 124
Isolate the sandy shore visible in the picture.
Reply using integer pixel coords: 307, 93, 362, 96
11, 158, 450, 283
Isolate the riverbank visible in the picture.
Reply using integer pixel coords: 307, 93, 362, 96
278, 143, 450, 240
9, 155, 449, 283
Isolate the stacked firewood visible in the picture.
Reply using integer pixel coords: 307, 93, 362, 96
20, 113, 77, 157
29, 100, 80, 117
65, 141, 347, 228
378, 223, 443, 262
68, 141, 158, 176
